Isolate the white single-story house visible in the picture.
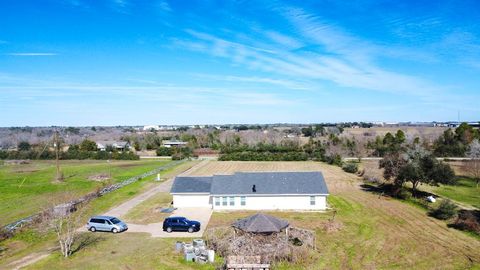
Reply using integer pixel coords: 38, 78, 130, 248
96, 141, 130, 151
162, 140, 188, 148
170, 172, 329, 211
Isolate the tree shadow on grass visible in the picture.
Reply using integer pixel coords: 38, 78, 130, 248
71, 233, 104, 255
360, 183, 435, 199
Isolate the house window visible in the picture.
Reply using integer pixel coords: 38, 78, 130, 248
229, 196, 235, 206
240, 196, 246, 206
310, 196, 316, 206
214, 197, 220, 206
222, 196, 227, 206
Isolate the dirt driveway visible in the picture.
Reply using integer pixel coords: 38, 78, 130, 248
126, 207, 212, 238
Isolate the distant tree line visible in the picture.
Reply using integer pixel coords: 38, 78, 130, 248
0, 139, 139, 160
366, 123, 480, 158
218, 141, 348, 167
432, 123, 479, 157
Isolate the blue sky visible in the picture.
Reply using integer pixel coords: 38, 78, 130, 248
1, 0, 479, 126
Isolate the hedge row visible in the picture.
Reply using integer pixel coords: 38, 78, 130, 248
0, 150, 139, 160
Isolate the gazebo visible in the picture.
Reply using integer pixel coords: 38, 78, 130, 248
232, 213, 289, 234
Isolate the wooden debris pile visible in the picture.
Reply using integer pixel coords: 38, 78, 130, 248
205, 226, 315, 265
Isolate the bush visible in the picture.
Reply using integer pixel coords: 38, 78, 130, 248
0, 150, 8, 159
429, 199, 458, 220
342, 162, 358, 173
323, 154, 343, 167
17, 141, 31, 151
80, 139, 97, 151
156, 147, 172, 156
451, 210, 480, 235
394, 188, 412, 200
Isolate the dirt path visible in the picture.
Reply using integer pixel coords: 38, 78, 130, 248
103, 160, 209, 217
7, 247, 57, 270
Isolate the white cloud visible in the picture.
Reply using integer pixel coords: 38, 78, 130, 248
110, 0, 130, 13
191, 73, 312, 90
158, 0, 171, 12
265, 31, 303, 49
175, 7, 449, 100
6, 53, 58, 56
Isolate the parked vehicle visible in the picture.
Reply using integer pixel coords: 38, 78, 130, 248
87, 216, 128, 233
163, 216, 201, 233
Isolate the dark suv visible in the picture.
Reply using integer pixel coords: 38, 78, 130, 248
163, 216, 201, 233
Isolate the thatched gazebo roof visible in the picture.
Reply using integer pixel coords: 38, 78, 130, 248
232, 213, 289, 233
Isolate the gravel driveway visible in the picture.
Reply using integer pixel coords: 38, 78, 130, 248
81, 161, 213, 238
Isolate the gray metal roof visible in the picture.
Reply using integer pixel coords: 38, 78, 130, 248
232, 213, 289, 233
211, 172, 328, 195
171, 171, 328, 195
170, 176, 212, 193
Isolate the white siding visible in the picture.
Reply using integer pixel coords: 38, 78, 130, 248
172, 194, 211, 208
212, 195, 327, 210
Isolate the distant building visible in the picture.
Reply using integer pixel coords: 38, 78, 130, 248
143, 125, 160, 131
96, 141, 130, 151
162, 140, 188, 148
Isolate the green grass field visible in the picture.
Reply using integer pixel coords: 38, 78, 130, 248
430, 177, 480, 209
0, 160, 199, 270
0, 159, 173, 226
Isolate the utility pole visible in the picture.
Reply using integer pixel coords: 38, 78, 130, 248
54, 129, 63, 182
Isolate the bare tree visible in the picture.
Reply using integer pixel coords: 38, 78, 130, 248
465, 139, 480, 188
47, 193, 85, 258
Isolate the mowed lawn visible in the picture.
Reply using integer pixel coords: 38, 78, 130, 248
0, 159, 173, 226
430, 177, 480, 209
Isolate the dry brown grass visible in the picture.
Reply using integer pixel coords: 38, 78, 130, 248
343, 126, 447, 137
185, 161, 480, 269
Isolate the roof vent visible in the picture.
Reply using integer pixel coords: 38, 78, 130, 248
252, 184, 256, 192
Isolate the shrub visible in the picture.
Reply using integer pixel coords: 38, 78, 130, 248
342, 162, 358, 173
451, 210, 480, 234
0, 228, 13, 241
80, 139, 97, 151
0, 150, 8, 159
323, 154, 343, 167
429, 199, 458, 220
17, 141, 31, 151
156, 147, 172, 156
394, 188, 412, 200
